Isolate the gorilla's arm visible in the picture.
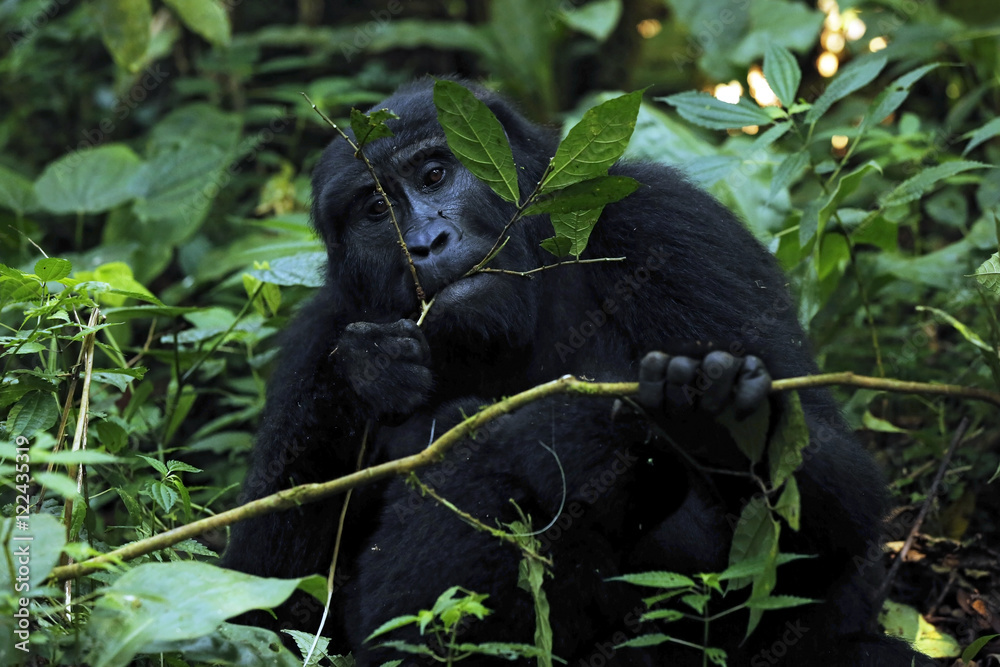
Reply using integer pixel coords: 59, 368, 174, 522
221, 289, 431, 579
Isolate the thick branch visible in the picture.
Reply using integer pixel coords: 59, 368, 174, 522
48, 372, 998, 581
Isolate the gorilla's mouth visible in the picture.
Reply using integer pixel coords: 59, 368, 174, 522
426, 271, 493, 304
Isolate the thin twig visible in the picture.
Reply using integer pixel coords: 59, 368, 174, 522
875, 416, 969, 602
304, 420, 371, 666
479, 256, 625, 278
301, 92, 427, 303
408, 473, 551, 565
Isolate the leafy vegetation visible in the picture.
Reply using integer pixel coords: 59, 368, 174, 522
1, 0, 998, 665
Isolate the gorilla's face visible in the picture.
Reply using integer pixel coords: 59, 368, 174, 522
310, 95, 542, 346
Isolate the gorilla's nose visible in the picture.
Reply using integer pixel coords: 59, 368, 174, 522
407, 220, 460, 260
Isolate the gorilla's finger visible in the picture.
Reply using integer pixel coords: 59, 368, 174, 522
699, 351, 740, 415
638, 351, 669, 410
733, 355, 772, 419
664, 356, 700, 410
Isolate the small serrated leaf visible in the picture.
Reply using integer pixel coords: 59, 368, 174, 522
879, 161, 992, 207
764, 44, 801, 108
805, 54, 887, 125
659, 91, 773, 131
350, 108, 397, 149
34, 258, 72, 282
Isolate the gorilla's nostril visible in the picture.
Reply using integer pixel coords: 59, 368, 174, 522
430, 231, 449, 253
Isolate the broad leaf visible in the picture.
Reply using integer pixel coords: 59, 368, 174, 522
85, 562, 325, 667
523, 175, 638, 215
0, 164, 38, 215
434, 80, 519, 203
162, 0, 231, 46
545, 208, 604, 258
95, 0, 152, 71
34, 144, 142, 215
543, 90, 643, 190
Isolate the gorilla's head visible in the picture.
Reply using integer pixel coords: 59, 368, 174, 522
310, 79, 558, 346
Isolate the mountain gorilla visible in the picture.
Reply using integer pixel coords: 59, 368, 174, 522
223, 79, 930, 666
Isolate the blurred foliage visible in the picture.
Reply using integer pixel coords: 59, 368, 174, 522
0, 0, 998, 664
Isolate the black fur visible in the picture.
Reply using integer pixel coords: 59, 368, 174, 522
222, 79, 932, 666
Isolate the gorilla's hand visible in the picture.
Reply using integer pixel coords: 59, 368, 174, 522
638, 351, 771, 420
336, 319, 432, 418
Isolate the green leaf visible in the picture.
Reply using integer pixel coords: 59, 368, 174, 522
545, 207, 604, 259
248, 252, 326, 287
365, 614, 423, 642
162, 0, 231, 46
74, 262, 156, 307
879, 161, 992, 207
540, 235, 576, 258
715, 402, 770, 464
130, 142, 231, 237
433, 80, 519, 203
805, 54, 887, 125
659, 91, 773, 131
615, 633, 670, 648
763, 44, 801, 108
95, 0, 152, 71
0, 514, 66, 594
768, 392, 809, 489
34, 258, 72, 282
963, 117, 1000, 156
961, 633, 1000, 662
524, 176, 638, 215
972, 251, 1000, 294
544, 90, 643, 190
34, 471, 82, 500
731, 504, 780, 637
773, 476, 801, 530
608, 571, 696, 589
745, 594, 815, 610
34, 144, 142, 215
146, 624, 302, 667
350, 108, 398, 148
727, 498, 778, 592
558, 0, 622, 42
0, 164, 38, 215
802, 161, 881, 247
858, 64, 942, 138
149, 480, 180, 512
769, 152, 809, 201
92, 367, 146, 392
96, 420, 129, 453
85, 562, 325, 667
7, 391, 59, 438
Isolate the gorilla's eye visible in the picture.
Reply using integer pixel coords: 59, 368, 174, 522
368, 197, 389, 216
424, 167, 445, 187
